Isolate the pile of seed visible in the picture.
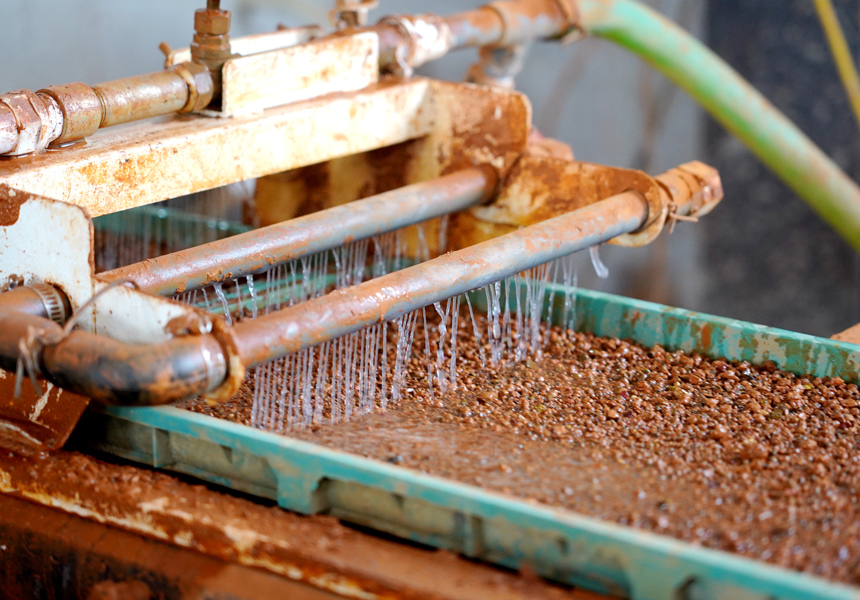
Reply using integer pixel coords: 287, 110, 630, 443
182, 315, 860, 584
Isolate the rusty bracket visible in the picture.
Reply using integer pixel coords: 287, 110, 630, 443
449, 154, 723, 250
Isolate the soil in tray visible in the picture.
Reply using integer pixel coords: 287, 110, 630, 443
180, 314, 860, 584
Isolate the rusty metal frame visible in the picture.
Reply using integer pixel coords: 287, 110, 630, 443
0, 76, 532, 216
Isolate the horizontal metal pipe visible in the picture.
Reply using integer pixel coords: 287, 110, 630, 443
0, 187, 643, 406
41, 330, 227, 406
94, 71, 190, 129
99, 167, 497, 296
0, 308, 226, 406
445, 0, 572, 48
0, 287, 53, 319
373, 0, 574, 71
232, 190, 648, 368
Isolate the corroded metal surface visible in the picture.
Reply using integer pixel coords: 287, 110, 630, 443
0, 494, 341, 600
372, 0, 578, 71
191, 4, 232, 100
0, 307, 227, 406
219, 32, 379, 117
0, 89, 63, 155
0, 450, 589, 599
1, 67, 213, 154
0, 186, 95, 313
0, 79, 437, 215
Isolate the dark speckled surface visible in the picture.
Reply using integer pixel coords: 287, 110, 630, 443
704, 0, 860, 337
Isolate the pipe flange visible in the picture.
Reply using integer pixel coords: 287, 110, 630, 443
203, 316, 245, 404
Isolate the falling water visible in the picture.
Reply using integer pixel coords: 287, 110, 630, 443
589, 245, 610, 279
166, 213, 593, 434
247, 274, 258, 319
212, 283, 232, 326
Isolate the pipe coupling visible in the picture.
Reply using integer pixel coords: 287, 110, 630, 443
37, 82, 102, 144
171, 62, 215, 113
483, 0, 580, 46
0, 89, 63, 155
378, 14, 453, 75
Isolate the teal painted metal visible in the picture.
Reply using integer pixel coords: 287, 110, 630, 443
93, 206, 251, 239
76, 285, 860, 600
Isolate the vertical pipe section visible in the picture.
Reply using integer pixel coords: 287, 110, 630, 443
576, 0, 860, 251
232, 190, 648, 368
99, 168, 497, 296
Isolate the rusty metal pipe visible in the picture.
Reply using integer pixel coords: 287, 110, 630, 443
445, 0, 572, 48
0, 64, 213, 155
0, 285, 71, 323
99, 167, 497, 297
0, 188, 643, 405
231, 190, 648, 368
93, 72, 190, 129
373, 0, 575, 71
0, 307, 227, 406
41, 330, 227, 406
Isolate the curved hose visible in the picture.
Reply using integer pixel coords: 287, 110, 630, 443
576, 0, 860, 252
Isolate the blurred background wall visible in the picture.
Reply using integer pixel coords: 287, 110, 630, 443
0, 0, 857, 336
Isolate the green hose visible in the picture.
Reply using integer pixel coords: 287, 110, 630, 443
576, 0, 860, 252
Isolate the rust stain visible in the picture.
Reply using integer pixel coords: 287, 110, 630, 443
0, 185, 28, 226
699, 323, 713, 350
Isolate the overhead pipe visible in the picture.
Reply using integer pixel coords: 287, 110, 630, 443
232, 190, 647, 367
99, 167, 497, 296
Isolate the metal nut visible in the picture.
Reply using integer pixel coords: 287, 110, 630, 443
171, 62, 215, 113
0, 89, 63, 156
37, 83, 102, 144
194, 9, 231, 35
0, 109, 17, 154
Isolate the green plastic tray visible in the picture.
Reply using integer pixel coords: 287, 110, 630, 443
75, 285, 860, 600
